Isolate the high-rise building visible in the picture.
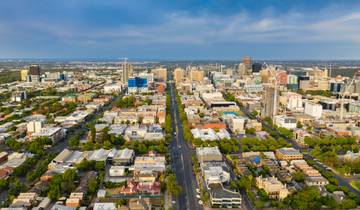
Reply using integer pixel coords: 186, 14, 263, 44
242, 56, 251, 66
121, 61, 133, 83
190, 69, 204, 83
128, 76, 148, 93
152, 68, 167, 82
297, 76, 310, 90
173, 68, 184, 83
20, 69, 29, 81
29, 65, 40, 76
242, 56, 252, 74
252, 63, 262, 73
276, 70, 288, 85
287, 74, 298, 91
304, 102, 323, 119
330, 81, 344, 94
237, 63, 246, 77
261, 85, 279, 118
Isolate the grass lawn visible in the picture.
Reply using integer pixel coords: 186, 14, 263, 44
350, 180, 360, 191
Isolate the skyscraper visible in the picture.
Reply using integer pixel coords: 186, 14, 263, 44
190, 69, 204, 83
20, 69, 29, 81
242, 56, 251, 66
242, 56, 252, 74
121, 60, 133, 83
152, 68, 167, 82
252, 63, 262, 73
261, 85, 279, 118
29, 65, 40, 76
173, 67, 184, 83
28, 64, 41, 83
237, 63, 247, 77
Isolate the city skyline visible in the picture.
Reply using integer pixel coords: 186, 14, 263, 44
1, 0, 360, 60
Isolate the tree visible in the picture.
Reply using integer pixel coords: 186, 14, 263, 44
87, 176, 98, 195
115, 96, 136, 108
340, 199, 357, 209
292, 171, 305, 182
166, 174, 182, 197
245, 128, 256, 135
137, 116, 144, 124
95, 161, 105, 171
5, 139, 22, 151
103, 140, 113, 149
237, 175, 252, 192
48, 185, 60, 201
90, 125, 96, 142
0, 179, 8, 191
77, 159, 95, 171
296, 121, 303, 128
69, 136, 80, 147
286, 187, 322, 210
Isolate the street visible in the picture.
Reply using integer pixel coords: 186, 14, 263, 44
168, 81, 203, 210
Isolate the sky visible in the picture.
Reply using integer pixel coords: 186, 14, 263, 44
1, 0, 360, 60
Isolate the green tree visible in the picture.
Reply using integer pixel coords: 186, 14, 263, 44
95, 161, 105, 171
296, 121, 303, 128
286, 187, 322, 210
292, 171, 305, 182
87, 176, 98, 195
166, 174, 182, 197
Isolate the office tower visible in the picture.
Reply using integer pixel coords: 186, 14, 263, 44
152, 68, 167, 82
252, 63, 262, 73
330, 81, 344, 94
20, 69, 29, 81
29, 65, 40, 76
237, 63, 246, 77
297, 76, 310, 90
27, 65, 41, 83
121, 60, 133, 83
304, 102, 323, 119
242, 56, 251, 66
261, 85, 278, 118
242, 56, 252, 74
287, 74, 298, 91
173, 67, 184, 83
276, 70, 288, 85
190, 69, 204, 83
128, 76, 148, 93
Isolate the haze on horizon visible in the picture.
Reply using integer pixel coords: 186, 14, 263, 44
1, 0, 360, 60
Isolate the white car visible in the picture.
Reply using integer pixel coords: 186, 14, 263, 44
196, 188, 200, 193
196, 195, 201, 199
198, 200, 203, 205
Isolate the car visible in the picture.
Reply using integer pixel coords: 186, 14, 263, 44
196, 188, 200, 193
196, 195, 201, 199
171, 200, 176, 204
174, 132, 177, 135
198, 200, 203, 205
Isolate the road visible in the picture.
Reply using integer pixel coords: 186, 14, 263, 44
240, 106, 360, 197
168, 81, 203, 210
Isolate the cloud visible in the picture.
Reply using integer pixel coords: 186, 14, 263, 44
0, 1, 360, 58
22, 7, 359, 46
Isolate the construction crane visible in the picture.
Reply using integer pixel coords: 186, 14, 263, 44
339, 70, 360, 120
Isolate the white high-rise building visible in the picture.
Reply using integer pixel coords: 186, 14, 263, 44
285, 92, 303, 111
304, 102, 323, 119
27, 120, 44, 134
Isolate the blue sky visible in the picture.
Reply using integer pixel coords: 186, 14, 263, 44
1, 0, 360, 60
